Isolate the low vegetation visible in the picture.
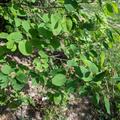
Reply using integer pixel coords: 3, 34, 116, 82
0, 0, 120, 119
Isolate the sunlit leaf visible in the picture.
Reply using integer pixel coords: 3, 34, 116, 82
22, 20, 31, 32
1, 64, 12, 75
52, 74, 66, 86
7, 32, 23, 42
53, 93, 62, 105
104, 96, 111, 114
18, 40, 32, 56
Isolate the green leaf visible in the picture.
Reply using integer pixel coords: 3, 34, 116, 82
104, 96, 111, 114
80, 66, 88, 77
0, 73, 9, 89
84, 60, 99, 74
17, 8, 26, 17
18, 40, 32, 56
14, 17, 21, 27
61, 17, 68, 32
106, 3, 113, 13
31, 0, 36, 3
51, 13, 60, 30
12, 79, 25, 91
11, 44, 17, 52
112, 2, 119, 13
100, 51, 105, 67
22, 20, 31, 32
93, 71, 107, 82
33, 58, 43, 72
93, 93, 100, 105
64, 4, 75, 12
39, 50, 48, 59
41, 13, 49, 23
53, 93, 62, 105
1, 64, 12, 75
50, 14, 62, 35
52, 74, 66, 86
6, 40, 14, 49
7, 32, 23, 42
58, 0, 64, 4
95, 93, 100, 104
64, 0, 78, 12
67, 60, 78, 67
0, 32, 8, 39
16, 71, 27, 84
53, 23, 62, 36
106, 29, 114, 42
117, 83, 120, 91
82, 76, 93, 82
66, 17, 73, 31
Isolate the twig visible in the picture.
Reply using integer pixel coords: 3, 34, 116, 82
21, 3, 64, 9
49, 55, 68, 61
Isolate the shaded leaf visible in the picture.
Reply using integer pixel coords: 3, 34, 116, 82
106, 3, 113, 13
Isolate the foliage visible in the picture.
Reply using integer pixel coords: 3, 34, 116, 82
0, 0, 120, 119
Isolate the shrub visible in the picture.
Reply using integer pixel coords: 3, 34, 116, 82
0, 0, 120, 119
